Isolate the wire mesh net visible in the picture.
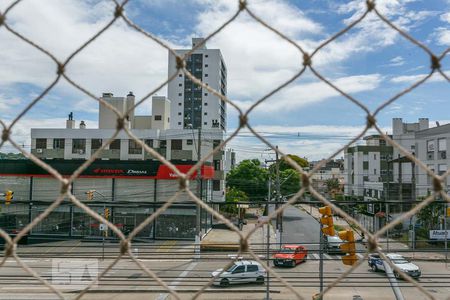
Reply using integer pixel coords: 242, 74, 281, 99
0, 0, 449, 299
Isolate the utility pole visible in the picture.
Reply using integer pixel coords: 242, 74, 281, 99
196, 127, 202, 256
265, 146, 282, 248
275, 146, 282, 247
265, 178, 271, 300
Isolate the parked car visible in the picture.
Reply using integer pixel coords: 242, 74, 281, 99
324, 235, 344, 254
211, 260, 266, 286
273, 245, 307, 267
368, 253, 421, 279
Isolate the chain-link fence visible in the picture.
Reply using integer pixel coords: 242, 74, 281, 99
1, 0, 450, 299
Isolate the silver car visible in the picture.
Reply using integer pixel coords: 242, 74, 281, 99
324, 235, 344, 254
211, 260, 266, 286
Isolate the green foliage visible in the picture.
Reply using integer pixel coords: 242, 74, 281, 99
226, 159, 268, 202
325, 178, 340, 191
272, 154, 309, 172
279, 169, 300, 197
0, 152, 26, 160
222, 187, 249, 215
417, 201, 443, 230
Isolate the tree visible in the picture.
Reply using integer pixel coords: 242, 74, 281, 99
226, 159, 268, 202
222, 187, 249, 215
279, 169, 301, 197
277, 154, 309, 172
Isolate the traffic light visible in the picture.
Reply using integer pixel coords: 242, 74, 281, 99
5, 190, 14, 205
338, 230, 357, 266
86, 190, 94, 200
319, 206, 335, 236
104, 208, 110, 220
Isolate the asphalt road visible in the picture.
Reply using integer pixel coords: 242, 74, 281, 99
280, 204, 321, 252
1, 251, 449, 300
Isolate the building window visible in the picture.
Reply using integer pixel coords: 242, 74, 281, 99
187, 139, 193, 145
53, 139, 65, 149
178, 112, 182, 116
110, 139, 120, 150
178, 74, 182, 77
160, 140, 167, 149
178, 83, 182, 87
178, 103, 182, 106
178, 93, 182, 96
204, 112, 207, 115
438, 138, 447, 159
213, 180, 220, 191
171, 139, 182, 150
205, 54, 208, 58
72, 139, 86, 154
154, 115, 162, 121
438, 164, 447, 176
205, 64, 208, 67
214, 160, 220, 171
91, 139, 102, 150
178, 122, 182, 125
204, 122, 207, 125
128, 140, 142, 154
204, 74, 208, 77
427, 164, 435, 184
427, 140, 435, 152
204, 102, 208, 106
144, 139, 153, 148
374, 168, 377, 175
374, 154, 377, 160
36, 138, 46, 149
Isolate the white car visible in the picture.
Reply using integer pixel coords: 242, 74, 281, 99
211, 260, 266, 286
368, 253, 421, 279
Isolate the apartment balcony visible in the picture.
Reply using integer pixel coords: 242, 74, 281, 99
171, 150, 193, 160
31, 148, 64, 159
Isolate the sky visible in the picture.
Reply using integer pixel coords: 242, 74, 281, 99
0, 0, 450, 162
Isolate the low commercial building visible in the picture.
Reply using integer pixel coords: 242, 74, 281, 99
0, 92, 230, 241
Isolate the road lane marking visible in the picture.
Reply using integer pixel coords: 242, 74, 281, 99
156, 260, 197, 300
66, 240, 82, 254
323, 254, 332, 260
157, 240, 177, 253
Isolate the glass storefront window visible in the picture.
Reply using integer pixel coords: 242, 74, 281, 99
156, 214, 196, 239
31, 205, 71, 235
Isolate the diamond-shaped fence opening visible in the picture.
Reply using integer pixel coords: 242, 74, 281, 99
0, 1, 449, 299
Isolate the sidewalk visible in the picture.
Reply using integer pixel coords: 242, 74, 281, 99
201, 219, 276, 252
298, 203, 449, 261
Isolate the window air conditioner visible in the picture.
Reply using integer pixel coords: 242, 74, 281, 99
441, 152, 447, 159
78, 149, 85, 154
36, 149, 43, 153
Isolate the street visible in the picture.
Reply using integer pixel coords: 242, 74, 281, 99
0, 246, 449, 300
1, 215, 450, 300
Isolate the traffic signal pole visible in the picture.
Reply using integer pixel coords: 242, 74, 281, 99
319, 224, 324, 294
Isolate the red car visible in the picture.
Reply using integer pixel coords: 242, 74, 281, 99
273, 245, 307, 267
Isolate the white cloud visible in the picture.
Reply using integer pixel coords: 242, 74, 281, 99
232, 73, 382, 112
388, 56, 405, 67
390, 71, 450, 84
0, 95, 21, 112
227, 124, 389, 161
0, 0, 171, 114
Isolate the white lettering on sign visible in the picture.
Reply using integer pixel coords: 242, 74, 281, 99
429, 230, 450, 240
127, 169, 147, 175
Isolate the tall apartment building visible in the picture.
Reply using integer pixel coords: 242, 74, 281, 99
344, 135, 393, 197
168, 38, 227, 131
